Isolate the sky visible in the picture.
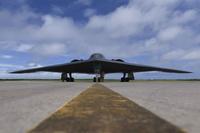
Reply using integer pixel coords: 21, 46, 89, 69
0, 0, 199, 79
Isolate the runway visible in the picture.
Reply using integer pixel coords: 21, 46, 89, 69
0, 81, 91, 133
103, 81, 200, 133
29, 84, 183, 133
0, 81, 199, 133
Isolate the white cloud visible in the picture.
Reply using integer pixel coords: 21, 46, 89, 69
0, 63, 24, 78
31, 43, 67, 56
27, 62, 43, 68
183, 49, 200, 60
86, 5, 144, 38
34, 15, 80, 42
172, 9, 197, 24
158, 26, 183, 41
84, 8, 96, 17
16, 44, 33, 52
1, 55, 13, 59
0, 1, 199, 59
162, 49, 200, 60
51, 6, 64, 15
0, 63, 23, 68
162, 49, 185, 60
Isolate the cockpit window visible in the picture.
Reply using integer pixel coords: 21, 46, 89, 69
89, 53, 105, 59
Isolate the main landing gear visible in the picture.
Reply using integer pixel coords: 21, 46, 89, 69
121, 77, 130, 82
61, 73, 74, 82
121, 73, 135, 82
121, 73, 130, 82
93, 77, 104, 82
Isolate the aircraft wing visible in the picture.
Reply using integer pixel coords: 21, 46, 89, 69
10, 59, 191, 74
98, 59, 191, 73
10, 60, 95, 74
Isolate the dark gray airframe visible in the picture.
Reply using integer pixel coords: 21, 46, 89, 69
11, 53, 191, 82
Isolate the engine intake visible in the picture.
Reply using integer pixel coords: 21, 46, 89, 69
71, 59, 83, 62
111, 59, 124, 62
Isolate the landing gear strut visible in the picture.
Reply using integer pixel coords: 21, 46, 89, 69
61, 73, 74, 82
69, 73, 74, 82
61, 73, 68, 82
121, 72, 135, 82
121, 73, 130, 82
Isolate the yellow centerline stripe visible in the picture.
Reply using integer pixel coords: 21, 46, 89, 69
28, 84, 185, 133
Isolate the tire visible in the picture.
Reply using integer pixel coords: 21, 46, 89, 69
71, 78, 74, 82
121, 78, 125, 82
68, 78, 74, 82
93, 77, 96, 82
125, 78, 130, 82
66, 78, 70, 82
98, 78, 101, 82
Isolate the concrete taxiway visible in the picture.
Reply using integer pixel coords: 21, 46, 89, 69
103, 81, 200, 133
0, 81, 199, 133
29, 84, 184, 133
0, 81, 91, 133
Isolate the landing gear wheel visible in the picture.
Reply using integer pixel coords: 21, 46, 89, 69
125, 78, 130, 82
121, 78, 125, 82
69, 78, 74, 82
93, 77, 96, 82
121, 78, 130, 82
66, 78, 70, 82
98, 77, 101, 82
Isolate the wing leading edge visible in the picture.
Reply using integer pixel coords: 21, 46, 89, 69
10, 60, 94, 74
96, 59, 191, 73
10, 59, 191, 74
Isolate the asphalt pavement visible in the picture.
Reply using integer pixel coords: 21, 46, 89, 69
0, 81, 199, 133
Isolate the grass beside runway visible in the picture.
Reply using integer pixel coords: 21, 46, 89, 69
28, 84, 185, 133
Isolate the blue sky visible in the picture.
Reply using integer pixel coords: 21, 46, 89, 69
0, 0, 199, 79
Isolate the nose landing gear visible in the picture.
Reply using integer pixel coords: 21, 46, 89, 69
93, 73, 104, 82
93, 77, 100, 82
